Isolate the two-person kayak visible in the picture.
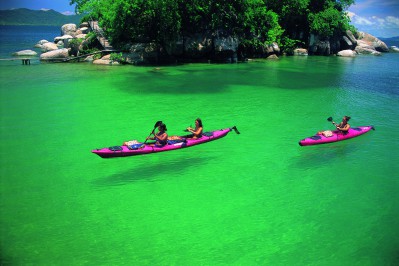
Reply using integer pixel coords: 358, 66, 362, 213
299, 126, 375, 146
92, 126, 240, 158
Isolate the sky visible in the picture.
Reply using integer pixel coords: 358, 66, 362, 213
347, 0, 399, 38
0, 0, 398, 38
0, 0, 76, 15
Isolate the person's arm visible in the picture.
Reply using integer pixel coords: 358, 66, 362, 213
339, 124, 350, 131
189, 127, 202, 136
157, 132, 168, 141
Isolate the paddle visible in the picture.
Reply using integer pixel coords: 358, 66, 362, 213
231, 126, 240, 134
144, 121, 162, 144
327, 117, 337, 127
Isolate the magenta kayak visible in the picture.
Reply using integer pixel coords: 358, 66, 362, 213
92, 127, 240, 158
299, 126, 375, 146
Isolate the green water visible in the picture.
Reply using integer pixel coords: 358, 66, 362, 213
1, 55, 398, 265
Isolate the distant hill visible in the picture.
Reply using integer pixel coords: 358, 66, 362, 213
0, 8, 83, 26
379, 36, 399, 47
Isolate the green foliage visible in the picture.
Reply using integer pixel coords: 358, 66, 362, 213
72, 0, 356, 54
109, 52, 125, 63
280, 36, 303, 55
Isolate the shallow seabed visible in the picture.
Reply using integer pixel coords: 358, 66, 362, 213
1, 52, 399, 265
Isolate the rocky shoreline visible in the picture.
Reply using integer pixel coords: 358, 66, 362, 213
12, 22, 399, 65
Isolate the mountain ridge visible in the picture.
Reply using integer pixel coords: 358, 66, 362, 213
0, 8, 82, 26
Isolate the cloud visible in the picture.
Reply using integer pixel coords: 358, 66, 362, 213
348, 11, 399, 37
347, 11, 374, 25
61, 11, 75, 15
386, 16, 399, 26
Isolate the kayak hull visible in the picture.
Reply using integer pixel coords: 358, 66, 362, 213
92, 128, 235, 158
299, 126, 375, 146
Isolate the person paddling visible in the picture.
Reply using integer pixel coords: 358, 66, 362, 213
186, 118, 203, 139
333, 116, 351, 133
147, 122, 168, 147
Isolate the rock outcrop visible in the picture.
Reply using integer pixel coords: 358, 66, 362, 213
337, 49, 356, 57
307, 31, 388, 57
355, 32, 389, 52
390, 46, 399, 52
41, 42, 59, 52
40, 48, 69, 61
13, 50, 37, 56
61, 24, 78, 37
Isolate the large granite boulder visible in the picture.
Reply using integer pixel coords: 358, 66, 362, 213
355, 46, 381, 55
13, 50, 37, 56
355, 32, 389, 52
337, 49, 356, 57
93, 56, 120, 65
40, 48, 69, 61
34, 40, 49, 48
54, 35, 73, 43
41, 42, 59, 52
293, 48, 308, 56
310, 40, 330, 55
389, 46, 399, 52
61, 24, 77, 37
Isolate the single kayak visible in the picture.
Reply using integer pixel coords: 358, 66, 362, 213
299, 126, 375, 146
92, 126, 240, 158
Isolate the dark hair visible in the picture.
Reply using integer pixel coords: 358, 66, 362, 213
196, 118, 203, 128
344, 116, 351, 121
159, 123, 167, 131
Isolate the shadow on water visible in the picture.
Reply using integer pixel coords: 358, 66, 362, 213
92, 155, 216, 187
292, 142, 359, 170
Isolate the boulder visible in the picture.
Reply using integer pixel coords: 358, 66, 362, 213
75, 34, 87, 39
310, 40, 330, 55
293, 48, 308, 56
40, 48, 69, 61
12, 50, 37, 56
54, 35, 73, 43
79, 22, 89, 28
61, 24, 77, 37
337, 50, 356, 57
355, 46, 381, 55
267, 54, 279, 59
79, 27, 89, 34
41, 42, 59, 52
84, 55, 94, 62
126, 43, 159, 65
390, 46, 399, 53
93, 59, 120, 65
345, 30, 357, 46
355, 31, 389, 52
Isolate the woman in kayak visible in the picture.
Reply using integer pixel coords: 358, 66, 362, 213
334, 116, 351, 133
186, 118, 203, 139
147, 122, 168, 147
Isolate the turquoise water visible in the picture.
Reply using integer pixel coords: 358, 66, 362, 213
1, 26, 399, 265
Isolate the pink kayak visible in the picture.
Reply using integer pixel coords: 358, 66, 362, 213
299, 126, 375, 146
92, 126, 240, 158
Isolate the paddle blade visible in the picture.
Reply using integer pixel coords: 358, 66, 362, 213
231, 126, 240, 134
154, 121, 162, 128
327, 117, 333, 122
